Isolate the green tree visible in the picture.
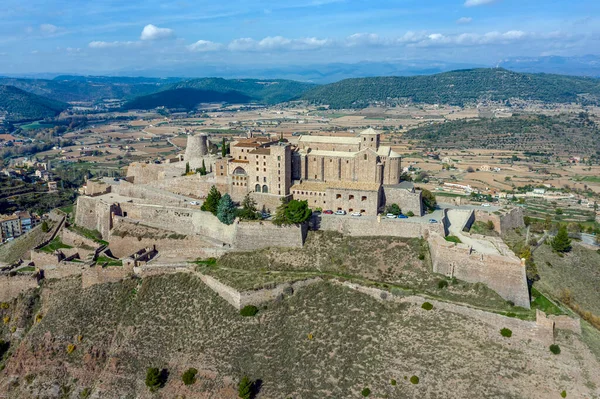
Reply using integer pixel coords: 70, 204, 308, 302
221, 137, 229, 157
420, 188, 437, 213
552, 225, 572, 253
285, 199, 312, 224
238, 376, 253, 399
41, 220, 49, 232
145, 368, 162, 392
185, 162, 190, 174
182, 368, 198, 385
201, 185, 221, 215
385, 203, 401, 215
238, 193, 259, 220
199, 159, 207, 175
217, 194, 236, 225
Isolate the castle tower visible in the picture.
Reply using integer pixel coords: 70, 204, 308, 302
184, 133, 208, 161
360, 128, 380, 151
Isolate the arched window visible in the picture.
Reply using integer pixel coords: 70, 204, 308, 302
255, 184, 261, 192
262, 185, 268, 193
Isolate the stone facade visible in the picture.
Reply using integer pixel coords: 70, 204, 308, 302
429, 233, 530, 308
0, 275, 39, 303
318, 215, 444, 238
474, 207, 525, 235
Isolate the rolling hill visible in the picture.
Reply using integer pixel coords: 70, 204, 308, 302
0, 76, 181, 103
300, 68, 600, 108
167, 77, 317, 104
0, 85, 69, 122
122, 88, 254, 110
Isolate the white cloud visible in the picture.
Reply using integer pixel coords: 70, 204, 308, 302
88, 41, 139, 49
187, 40, 222, 52
40, 24, 60, 34
456, 17, 473, 24
464, 0, 499, 7
228, 36, 331, 51
345, 33, 386, 47
140, 24, 175, 41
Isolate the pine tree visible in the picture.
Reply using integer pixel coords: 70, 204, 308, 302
217, 194, 236, 225
239, 193, 259, 220
238, 376, 252, 399
552, 225, 572, 253
201, 185, 221, 215
185, 162, 190, 174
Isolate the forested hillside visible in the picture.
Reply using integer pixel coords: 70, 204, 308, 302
301, 68, 600, 108
404, 113, 600, 155
0, 76, 180, 103
122, 88, 253, 110
168, 77, 316, 104
0, 85, 68, 122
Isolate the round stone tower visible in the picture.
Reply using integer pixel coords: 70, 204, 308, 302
184, 134, 208, 161
199, 133, 208, 156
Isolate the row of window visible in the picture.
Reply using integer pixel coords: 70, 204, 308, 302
291, 190, 368, 202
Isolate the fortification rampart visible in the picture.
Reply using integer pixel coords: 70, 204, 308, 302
318, 216, 443, 238
536, 310, 582, 335
383, 186, 423, 216
0, 275, 39, 303
475, 207, 524, 234
81, 264, 134, 289
61, 228, 99, 249
429, 233, 529, 308
144, 174, 227, 199
126, 162, 183, 184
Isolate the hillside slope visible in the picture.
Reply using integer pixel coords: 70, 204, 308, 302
404, 113, 600, 155
1, 274, 599, 398
168, 77, 316, 104
0, 76, 180, 103
122, 88, 254, 110
301, 68, 600, 108
0, 85, 68, 122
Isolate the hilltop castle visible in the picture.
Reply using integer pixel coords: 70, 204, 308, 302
202, 128, 423, 216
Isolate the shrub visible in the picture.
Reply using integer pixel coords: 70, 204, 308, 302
283, 286, 294, 296
145, 367, 163, 392
238, 376, 253, 399
390, 379, 397, 386
66, 344, 76, 354
379, 291, 388, 300
0, 302, 9, 309
421, 302, 433, 310
182, 368, 198, 385
549, 344, 561, 355
486, 220, 494, 230
561, 390, 567, 398
3, 316, 9, 324
417, 253, 425, 260
240, 305, 259, 317
506, 312, 516, 318
500, 328, 512, 338
361, 387, 371, 397
437, 280, 448, 289
80, 388, 92, 399
41, 221, 49, 232
410, 376, 419, 384
406, 211, 415, 217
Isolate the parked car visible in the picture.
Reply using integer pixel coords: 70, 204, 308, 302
397, 214, 408, 219
189, 201, 200, 206
261, 212, 271, 219
482, 203, 491, 207
386, 213, 396, 219
429, 219, 438, 224
335, 210, 347, 215
323, 210, 334, 214
351, 211, 362, 217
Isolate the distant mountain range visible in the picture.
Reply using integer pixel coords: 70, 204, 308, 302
300, 68, 600, 108
2, 66, 600, 119
0, 85, 68, 122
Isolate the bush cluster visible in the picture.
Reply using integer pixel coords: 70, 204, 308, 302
549, 344, 561, 355
182, 368, 198, 385
410, 376, 419, 384
240, 305, 259, 317
421, 302, 433, 311
361, 387, 371, 397
500, 328, 512, 338
437, 280, 448, 289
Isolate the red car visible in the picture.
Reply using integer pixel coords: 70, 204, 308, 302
323, 210, 334, 214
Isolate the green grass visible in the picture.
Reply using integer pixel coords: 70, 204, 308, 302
96, 255, 123, 267
40, 236, 72, 253
20, 121, 56, 131
575, 175, 600, 183
434, 191, 468, 198
16, 266, 36, 273
444, 235, 462, 244
59, 204, 74, 214
69, 225, 108, 246
530, 287, 564, 316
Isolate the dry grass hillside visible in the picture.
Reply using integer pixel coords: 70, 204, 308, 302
1, 274, 600, 398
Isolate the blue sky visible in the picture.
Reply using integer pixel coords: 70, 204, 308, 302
0, 0, 598, 75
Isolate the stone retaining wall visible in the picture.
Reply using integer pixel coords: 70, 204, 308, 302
429, 233, 530, 308
0, 275, 39, 302
318, 216, 443, 238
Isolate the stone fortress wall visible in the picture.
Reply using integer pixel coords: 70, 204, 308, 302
474, 207, 525, 234
429, 233, 530, 308
318, 215, 444, 238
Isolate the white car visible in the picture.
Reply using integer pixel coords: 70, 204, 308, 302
482, 203, 491, 207
386, 213, 396, 219
189, 201, 200, 206
335, 210, 347, 215
351, 211, 362, 217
